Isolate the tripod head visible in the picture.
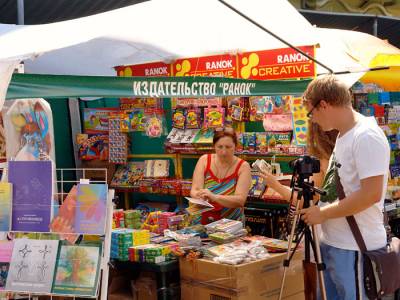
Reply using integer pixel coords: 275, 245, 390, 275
289, 155, 326, 204
287, 155, 327, 236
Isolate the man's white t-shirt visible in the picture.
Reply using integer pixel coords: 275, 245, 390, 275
319, 113, 390, 251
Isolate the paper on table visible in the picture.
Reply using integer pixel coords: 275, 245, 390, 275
185, 197, 214, 208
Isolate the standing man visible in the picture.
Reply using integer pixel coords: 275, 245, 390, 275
300, 75, 390, 300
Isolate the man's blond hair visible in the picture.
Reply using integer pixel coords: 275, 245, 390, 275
303, 75, 352, 107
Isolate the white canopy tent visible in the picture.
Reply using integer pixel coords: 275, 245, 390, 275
0, 0, 397, 108
0, 0, 318, 75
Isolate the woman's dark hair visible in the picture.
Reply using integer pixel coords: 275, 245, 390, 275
213, 128, 237, 146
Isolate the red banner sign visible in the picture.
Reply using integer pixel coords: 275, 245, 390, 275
172, 54, 237, 78
237, 46, 315, 80
115, 62, 171, 77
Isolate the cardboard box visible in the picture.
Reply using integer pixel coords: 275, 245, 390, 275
180, 251, 304, 300
108, 275, 136, 300
133, 273, 158, 300
181, 282, 305, 300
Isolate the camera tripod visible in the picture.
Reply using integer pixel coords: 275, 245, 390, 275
278, 174, 327, 300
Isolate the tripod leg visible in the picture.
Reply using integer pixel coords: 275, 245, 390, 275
310, 225, 327, 300
278, 195, 303, 300
308, 199, 327, 300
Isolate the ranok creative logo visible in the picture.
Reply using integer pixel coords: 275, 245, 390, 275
175, 60, 191, 76
240, 53, 260, 79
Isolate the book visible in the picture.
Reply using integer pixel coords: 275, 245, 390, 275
52, 243, 102, 297
242, 236, 296, 253
49, 185, 79, 244
249, 173, 267, 198
8, 161, 53, 232
110, 162, 144, 188
75, 184, 108, 235
0, 183, 12, 232
83, 108, 117, 133
76, 133, 109, 160
184, 197, 214, 215
251, 159, 272, 173
6, 239, 59, 293
0, 241, 14, 290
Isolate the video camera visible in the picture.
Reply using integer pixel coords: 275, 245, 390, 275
289, 155, 320, 177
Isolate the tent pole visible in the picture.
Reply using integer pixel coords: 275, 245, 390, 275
217, 0, 334, 74
373, 17, 378, 37
17, 0, 24, 25
68, 98, 82, 170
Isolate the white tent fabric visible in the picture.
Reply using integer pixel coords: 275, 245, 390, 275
0, 0, 318, 76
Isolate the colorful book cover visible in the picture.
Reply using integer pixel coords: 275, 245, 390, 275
76, 133, 109, 160
290, 96, 308, 146
52, 243, 102, 297
75, 184, 108, 235
6, 239, 59, 293
185, 197, 214, 215
249, 174, 267, 198
0, 241, 14, 290
110, 162, 144, 188
8, 161, 53, 232
49, 185, 79, 244
83, 108, 117, 133
0, 183, 12, 231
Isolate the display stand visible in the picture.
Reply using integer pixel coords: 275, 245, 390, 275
2, 167, 113, 300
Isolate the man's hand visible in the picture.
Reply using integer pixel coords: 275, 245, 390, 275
299, 206, 327, 225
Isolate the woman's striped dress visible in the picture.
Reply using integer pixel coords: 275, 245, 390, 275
199, 154, 245, 225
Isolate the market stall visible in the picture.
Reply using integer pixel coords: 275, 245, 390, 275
1, 1, 400, 300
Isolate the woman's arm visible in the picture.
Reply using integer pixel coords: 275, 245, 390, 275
260, 171, 292, 201
259, 158, 328, 203
198, 161, 252, 208
190, 154, 207, 199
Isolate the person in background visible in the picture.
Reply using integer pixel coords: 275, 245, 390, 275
300, 75, 390, 300
259, 122, 339, 204
258, 121, 339, 299
190, 128, 252, 225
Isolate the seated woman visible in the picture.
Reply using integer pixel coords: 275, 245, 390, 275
190, 128, 252, 225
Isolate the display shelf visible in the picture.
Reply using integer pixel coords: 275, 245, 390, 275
117, 152, 299, 209
1, 167, 113, 300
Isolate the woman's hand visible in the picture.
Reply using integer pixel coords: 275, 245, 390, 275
197, 189, 217, 202
257, 170, 279, 189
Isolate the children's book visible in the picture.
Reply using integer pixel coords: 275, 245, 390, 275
249, 173, 267, 198
52, 243, 102, 297
76, 133, 109, 160
83, 108, 117, 133
110, 162, 144, 188
0, 183, 12, 232
8, 161, 53, 232
6, 239, 59, 293
75, 184, 108, 235
0, 241, 14, 290
49, 185, 79, 244
185, 197, 214, 215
